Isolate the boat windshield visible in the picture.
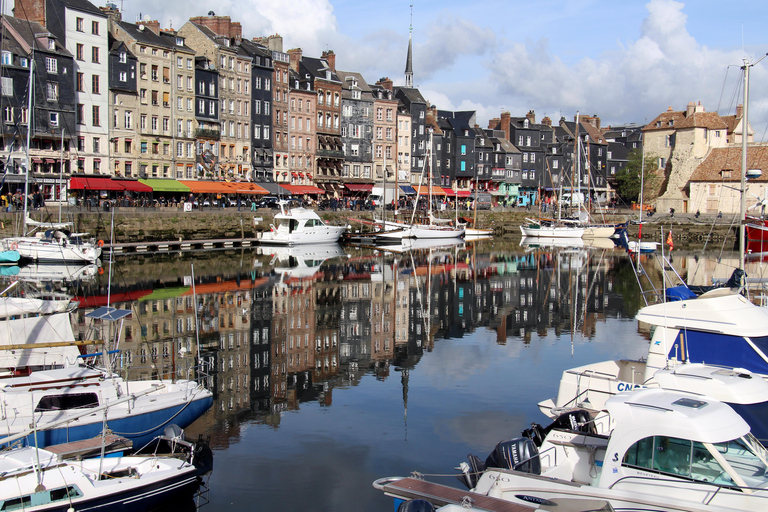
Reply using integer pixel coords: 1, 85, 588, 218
702, 435, 768, 489
728, 402, 768, 444
623, 435, 768, 488
748, 336, 768, 361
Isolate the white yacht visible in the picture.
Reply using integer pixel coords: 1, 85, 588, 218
257, 202, 346, 245
539, 362, 768, 442
459, 388, 768, 512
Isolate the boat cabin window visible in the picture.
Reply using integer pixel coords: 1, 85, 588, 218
0, 486, 81, 510
623, 435, 768, 486
35, 392, 99, 412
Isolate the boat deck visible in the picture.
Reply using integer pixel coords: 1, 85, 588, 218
46, 434, 133, 460
381, 477, 533, 512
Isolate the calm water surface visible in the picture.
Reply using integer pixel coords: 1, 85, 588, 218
24, 237, 719, 510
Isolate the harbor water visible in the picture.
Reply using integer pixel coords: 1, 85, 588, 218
20, 236, 751, 510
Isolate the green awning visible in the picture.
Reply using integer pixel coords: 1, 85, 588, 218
138, 286, 190, 302
138, 179, 191, 193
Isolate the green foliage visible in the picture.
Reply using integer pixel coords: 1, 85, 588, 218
616, 149, 660, 204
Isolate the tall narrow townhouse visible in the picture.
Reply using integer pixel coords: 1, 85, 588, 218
370, 79, 397, 186
253, 34, 288, 192
337, 70, 373, 191
1, 15, 76, 202
15, 0, 110, 175
193, 56, 219, 178
287, 70, 316, 191
236, 39, 274, 185
106, 13, 197, 180
288, 49, 342, 196
105, 33, 137, 178
179, 17, 252, 180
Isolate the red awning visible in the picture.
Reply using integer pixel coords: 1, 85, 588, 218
345, 183, 373, 192
44, 158, 56, 164
69, 177, 127, 191
281, 184, 325, 195
456, 190, 471, 197
31, 158, 43, 163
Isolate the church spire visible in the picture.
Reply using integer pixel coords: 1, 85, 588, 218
404, 4, 413, 88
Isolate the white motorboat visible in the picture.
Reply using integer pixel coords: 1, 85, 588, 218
257, 202, 346, 245
459, 388, 768, 512
539, 362, 768, 442
627, 240, 659, 253
1, 218, 102, 263
0, 441, 201, 512
0, 366, 213, 450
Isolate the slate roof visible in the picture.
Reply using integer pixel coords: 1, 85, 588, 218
59, 0, 105, 17
394, 86, 426, 105
689, 146, 768, 182
302, 56, 339, 82
495, 137, 520, 154
607, 141, 630, 161
237, 39, 272, 63
4, 16, 71, 56
336, 70, 372, 93
115, 20, 175, 50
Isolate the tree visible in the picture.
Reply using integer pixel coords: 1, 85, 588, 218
615, 149, 659, 205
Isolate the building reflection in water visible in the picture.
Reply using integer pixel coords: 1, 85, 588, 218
18, 242, 632, 445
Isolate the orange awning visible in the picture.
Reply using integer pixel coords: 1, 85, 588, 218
414, 185, 446, 196
281, 184, 325, 195
224, 183, 269, 195
179, 181, 234, 194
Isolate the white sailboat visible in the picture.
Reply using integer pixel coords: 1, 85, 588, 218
377, 132, 464, 240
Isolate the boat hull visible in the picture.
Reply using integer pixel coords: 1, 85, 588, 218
519, 225, 585, 238
11, 393, 214, 450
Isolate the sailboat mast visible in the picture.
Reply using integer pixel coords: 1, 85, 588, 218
23, 57, 34, 231
740, 59, 750, 272
639, 134, 645, 224
573, 111, 579, 205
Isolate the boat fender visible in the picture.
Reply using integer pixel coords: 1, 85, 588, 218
9, 242, 17, 251
97, 239, 104, 247
98, 267, 104, 275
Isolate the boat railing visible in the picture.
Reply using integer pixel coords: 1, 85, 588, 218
608, 473, 768, 502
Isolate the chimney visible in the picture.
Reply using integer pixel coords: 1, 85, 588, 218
190, 15, 241, 39
526, 110, 536, 125
376, 77, 393, 91
321, 50, 336, 72
99, 4, 122, 23
138, 19, 160, 35
12, 0, 46, 27
686, 101, 695, 117
500, 111, 511, 142
287, 48, 302, 73
737, 104, 744, 119
541, 116, 552, 127
488, 117, 500, 130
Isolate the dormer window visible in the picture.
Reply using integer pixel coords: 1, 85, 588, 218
1, 52, 11, 66
47, 39, 55, 50
176, 37, 184, 46
119, 51, 127, 63
722, 170, 732, 179
523, 119, 529, 128
669, 120, 674, 126
656, 121, 662, 128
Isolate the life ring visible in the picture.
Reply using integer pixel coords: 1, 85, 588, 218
97, 239, 104, 247
98, 267, 104, 275
9, 242, 17, 251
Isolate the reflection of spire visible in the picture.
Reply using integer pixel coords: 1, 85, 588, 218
405, 5, 413, 88
401, 367, 409, 441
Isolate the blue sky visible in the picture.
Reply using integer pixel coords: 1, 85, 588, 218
38, 0, 768, 135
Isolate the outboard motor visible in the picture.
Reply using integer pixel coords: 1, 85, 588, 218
485, 437, 541, 475
458, 454, 487, 489
727, 268, 746, 290
397, 499, 436, 512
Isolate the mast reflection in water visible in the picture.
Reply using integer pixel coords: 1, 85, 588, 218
29, 240, 661, 510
